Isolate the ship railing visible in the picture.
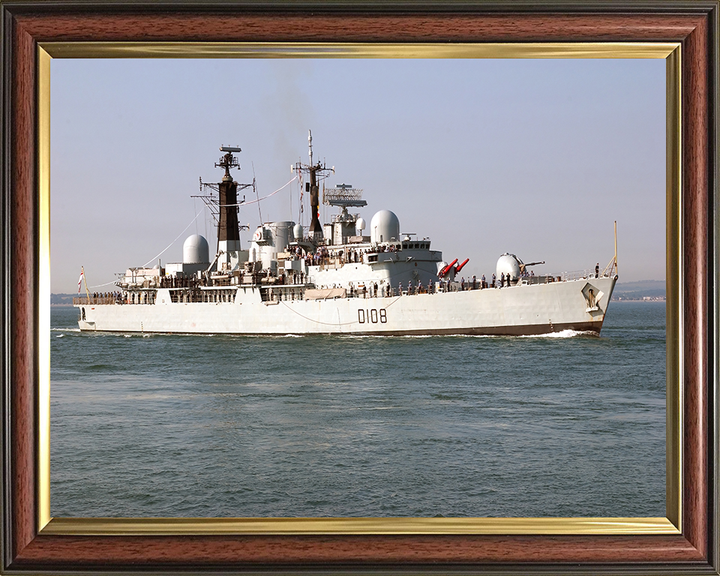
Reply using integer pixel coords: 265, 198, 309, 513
602, 258, 618, 278
73, 296, 116, 305
520, 275, 558, 285
170, 290, 206, 304
561, 269, 613, 282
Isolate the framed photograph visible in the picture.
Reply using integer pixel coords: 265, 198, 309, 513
1, 2, 717, 573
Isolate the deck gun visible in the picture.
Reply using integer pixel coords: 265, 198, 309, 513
519, 260, 545, 273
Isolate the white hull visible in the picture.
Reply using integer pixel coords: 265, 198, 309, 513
77, 276, 616, 336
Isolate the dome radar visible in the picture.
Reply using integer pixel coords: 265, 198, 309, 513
293, 223, 304, 242
183, 234, 210, 264
370, 210, 400, 244
356, 217, 366, 235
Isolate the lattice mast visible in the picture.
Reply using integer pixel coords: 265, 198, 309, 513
293, 130, 334, 242
216, 147, 242, 247
193, 147, 253, 254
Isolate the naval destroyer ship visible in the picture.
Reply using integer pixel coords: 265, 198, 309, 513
74, 135, 618, 335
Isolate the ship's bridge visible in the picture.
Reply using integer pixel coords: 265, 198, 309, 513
400, 239, 431, 251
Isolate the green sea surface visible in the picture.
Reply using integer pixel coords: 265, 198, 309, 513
50, 301, 666, 518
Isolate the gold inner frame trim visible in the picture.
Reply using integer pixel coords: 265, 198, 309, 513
37, 41, 682, 537
38, 47, 52, 531
43, 516, 678, 536
41, 41, 678, 59
664, 45, 682, 532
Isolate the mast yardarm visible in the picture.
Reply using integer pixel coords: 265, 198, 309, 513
215, 147, 242, 244
293, 130, 334, 242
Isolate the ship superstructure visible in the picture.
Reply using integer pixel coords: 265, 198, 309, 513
75, 136, 618, 335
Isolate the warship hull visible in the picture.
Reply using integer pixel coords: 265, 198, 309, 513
77, 276, 616, 336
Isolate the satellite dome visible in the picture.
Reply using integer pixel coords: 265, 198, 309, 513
370, 210, 400, 244
293, 223, 304, 242
496, 253, 522, 280
356, 217, 366, 233
183, 234, 209, 264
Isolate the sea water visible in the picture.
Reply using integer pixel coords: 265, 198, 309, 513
50, 301, 665, 518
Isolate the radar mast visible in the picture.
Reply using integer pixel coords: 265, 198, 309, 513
292, 130, 334, 242
192, 146, 253, 268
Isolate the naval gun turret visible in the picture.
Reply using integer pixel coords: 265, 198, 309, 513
496, 253, 545, 282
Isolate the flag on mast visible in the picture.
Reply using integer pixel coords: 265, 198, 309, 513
79, 266, 90, 299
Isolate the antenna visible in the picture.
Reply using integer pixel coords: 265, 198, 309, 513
294, 130, 334, 241
215, 146, 241, 182
308, 130, 313, 166
192, 145, 252, 224
253, 163, 262, 225
324, 183, 366, 208
614, 220, 618, 276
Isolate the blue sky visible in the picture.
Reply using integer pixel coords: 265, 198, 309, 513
51, 57, 665, 292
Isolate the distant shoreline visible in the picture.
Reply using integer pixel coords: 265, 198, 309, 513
612, 297, 666, 302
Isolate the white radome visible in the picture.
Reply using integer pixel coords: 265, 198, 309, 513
183, 234, 209, 264
293, 223, 304, 242
356, 217, 366, 234
370, 210, 400, 244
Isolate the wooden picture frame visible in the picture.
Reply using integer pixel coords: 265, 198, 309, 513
1, 1, 717, 573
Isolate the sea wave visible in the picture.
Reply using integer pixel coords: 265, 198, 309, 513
519, 329, 597, 339
340, 334, 398, 339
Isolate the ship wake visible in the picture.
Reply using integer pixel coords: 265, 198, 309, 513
519, 329, 598, 339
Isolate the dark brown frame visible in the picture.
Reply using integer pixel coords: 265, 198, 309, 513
1, 2, 717, 574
